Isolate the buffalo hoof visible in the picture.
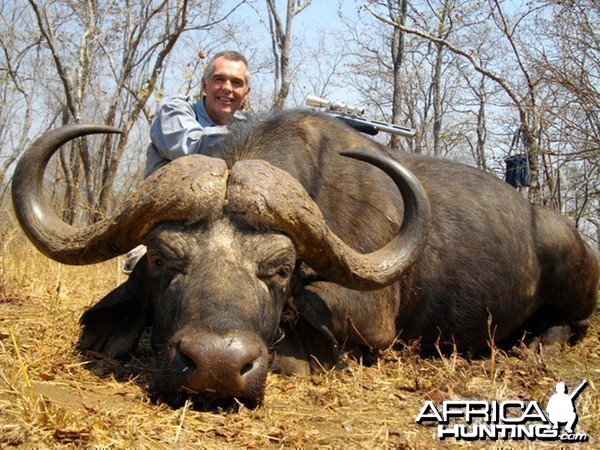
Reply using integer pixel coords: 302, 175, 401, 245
527, 319, 590, 355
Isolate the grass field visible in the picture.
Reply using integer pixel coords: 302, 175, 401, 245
1, 222, 598, 449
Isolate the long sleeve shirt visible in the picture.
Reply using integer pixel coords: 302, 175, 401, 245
143, 95, 246, 179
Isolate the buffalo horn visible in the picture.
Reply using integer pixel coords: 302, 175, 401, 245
226, 151, 431, 290
11, 125, 228, 265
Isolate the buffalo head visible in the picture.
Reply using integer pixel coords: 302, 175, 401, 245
11, 122, 431, 406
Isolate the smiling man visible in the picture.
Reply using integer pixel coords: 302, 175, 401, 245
144, 50, 251, 178
123, 51, 251, 274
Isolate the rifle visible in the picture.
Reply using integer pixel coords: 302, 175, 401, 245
569, 380, 588, 401
305, 95, 415, 138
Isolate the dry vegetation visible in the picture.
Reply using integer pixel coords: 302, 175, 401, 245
1, 218, 598, 449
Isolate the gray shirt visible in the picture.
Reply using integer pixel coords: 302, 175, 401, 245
143, 95, 246, 178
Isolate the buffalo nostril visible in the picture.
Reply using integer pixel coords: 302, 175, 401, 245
240, 362, 254, 377
177, 351, 196, 373
169, 342, 196, 374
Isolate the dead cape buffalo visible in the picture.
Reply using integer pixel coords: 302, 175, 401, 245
11, 110, 599, 407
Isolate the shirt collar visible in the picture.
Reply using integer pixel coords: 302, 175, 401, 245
193, 97, 215, 127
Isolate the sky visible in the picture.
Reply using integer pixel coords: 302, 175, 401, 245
218, 0, 358, 107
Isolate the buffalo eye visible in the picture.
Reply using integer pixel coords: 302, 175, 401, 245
147, 251, 165, 269
276, 266, 292, 279
258, 265, 292, 281
258, 253, 295, 283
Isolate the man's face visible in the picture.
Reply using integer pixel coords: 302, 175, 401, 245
202, 57, 250, 125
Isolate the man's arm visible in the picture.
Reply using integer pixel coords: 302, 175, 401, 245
150, 96, 229, 159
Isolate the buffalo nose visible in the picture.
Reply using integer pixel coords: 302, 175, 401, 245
171, 331, 269, 402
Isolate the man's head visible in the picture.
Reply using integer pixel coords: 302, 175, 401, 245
202, 51, 250, 125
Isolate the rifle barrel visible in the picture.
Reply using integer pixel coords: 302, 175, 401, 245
569, 380, 588, 401
305, 95, 415, 138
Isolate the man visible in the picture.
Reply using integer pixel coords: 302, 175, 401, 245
123, 50, 251, 273
143, 50, 251, 178
546, 381, 580, 434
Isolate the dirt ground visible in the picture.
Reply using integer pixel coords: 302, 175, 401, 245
1, 231, 598, 449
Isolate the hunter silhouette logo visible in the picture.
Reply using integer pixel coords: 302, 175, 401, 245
416, 379, 589, 442
546, 380, 587, 434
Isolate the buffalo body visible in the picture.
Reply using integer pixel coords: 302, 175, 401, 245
12, 110, 598, 406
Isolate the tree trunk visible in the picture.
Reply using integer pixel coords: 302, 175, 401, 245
266, 0, 311, 109
390, 0, 408, 151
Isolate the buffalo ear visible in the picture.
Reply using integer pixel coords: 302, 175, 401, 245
78, 257, 152, 359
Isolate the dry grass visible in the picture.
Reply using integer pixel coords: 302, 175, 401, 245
1, 220, 598, 449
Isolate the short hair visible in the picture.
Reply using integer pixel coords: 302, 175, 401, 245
202, 50, 250, 87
